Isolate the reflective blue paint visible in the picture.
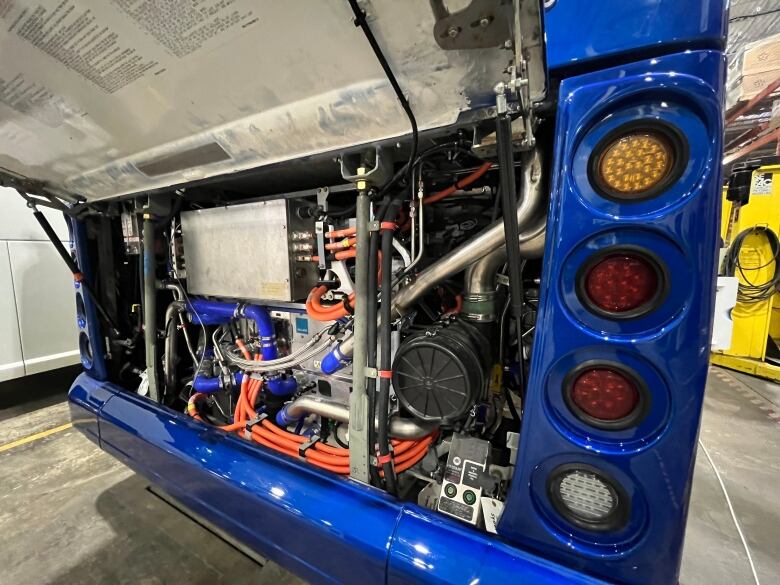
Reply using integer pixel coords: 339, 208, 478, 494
498, 50, 725, 585
69, 372, 608, 585
69, 219, 107, 380
544, 0, 727, 72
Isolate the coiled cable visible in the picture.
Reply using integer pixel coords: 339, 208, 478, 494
724, 226, 780, 304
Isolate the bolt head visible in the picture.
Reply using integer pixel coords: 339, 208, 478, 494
447, 25, 460, 38
479, 16, 491, 28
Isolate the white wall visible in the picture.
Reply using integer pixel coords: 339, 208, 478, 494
0, 187, 79, 381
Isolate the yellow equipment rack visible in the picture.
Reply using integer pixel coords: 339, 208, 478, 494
712, 160, 780, 381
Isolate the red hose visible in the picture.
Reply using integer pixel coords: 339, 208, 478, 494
424, 162, 492, 205
325, 237, 357, 251
326, 227, 357, 238
186, 339, 435, 477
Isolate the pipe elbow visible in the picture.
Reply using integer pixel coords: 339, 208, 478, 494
266, 375, 298, 396
240, 305, 278, 360
321, 345, 351, 374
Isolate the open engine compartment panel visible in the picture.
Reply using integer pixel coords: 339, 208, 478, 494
64, 125, 549, 534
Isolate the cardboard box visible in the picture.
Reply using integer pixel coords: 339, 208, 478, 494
742, 34, 780, 76
735, 70, 780, 101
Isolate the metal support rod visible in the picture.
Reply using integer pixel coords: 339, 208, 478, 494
143, 205, 160, 402
348, 181, 371, 482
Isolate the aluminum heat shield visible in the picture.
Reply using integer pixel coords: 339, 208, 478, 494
180, 199, 316, 302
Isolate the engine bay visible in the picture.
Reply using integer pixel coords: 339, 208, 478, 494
66, 125, 550, 532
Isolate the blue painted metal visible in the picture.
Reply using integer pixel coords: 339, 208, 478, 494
497, 50, 725, 585
69, 372, 607, 585
69, 219, 108, 381
544, 0, 727, 72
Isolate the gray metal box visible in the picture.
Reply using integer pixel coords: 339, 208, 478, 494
181, 199, 317, 302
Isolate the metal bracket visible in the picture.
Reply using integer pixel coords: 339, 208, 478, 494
340, 147, 392, 188
430, 0, 512, 50
315, 222, 327, 270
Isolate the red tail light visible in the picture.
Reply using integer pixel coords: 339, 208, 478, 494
580, 250, 663, 318
569, 366, 642, 425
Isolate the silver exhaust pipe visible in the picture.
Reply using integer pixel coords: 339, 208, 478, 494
279, 395, 437, 439
462, 213, 546, 321
392, 148, 545, 315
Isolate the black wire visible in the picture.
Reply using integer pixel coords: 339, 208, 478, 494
729, 7, 780, 22
378, 225, 398, 493
724, 226, 780, 303
495, 112, 527, 408
333, 422, 350, 449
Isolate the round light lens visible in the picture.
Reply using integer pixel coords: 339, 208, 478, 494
571, 367, 640, 421
584, 253, 659, 315
557, 469, 619, 522
595, 130, 674, 198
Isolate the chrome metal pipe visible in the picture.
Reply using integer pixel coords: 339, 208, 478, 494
281, 396, 437, 440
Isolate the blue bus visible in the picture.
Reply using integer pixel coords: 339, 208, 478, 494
1, 1, 727, 583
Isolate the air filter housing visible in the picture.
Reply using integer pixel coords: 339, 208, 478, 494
392, 320, 491, 423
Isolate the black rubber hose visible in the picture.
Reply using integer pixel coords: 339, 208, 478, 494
495, 113, 527, 408
366, 228, 381, 485
378, 225, 398, 493
31, 210, 121, 338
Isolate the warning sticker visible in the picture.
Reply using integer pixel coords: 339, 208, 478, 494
752, 172, 774, 195
0, 73, 83, 127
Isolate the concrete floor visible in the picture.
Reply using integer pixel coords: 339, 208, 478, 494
0, 366, 778, 584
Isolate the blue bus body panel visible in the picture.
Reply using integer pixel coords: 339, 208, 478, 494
544, 0, 727, 72
498, 50, 724, 585
69, 372, 609, 585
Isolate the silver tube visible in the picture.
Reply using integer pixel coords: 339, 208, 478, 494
282, 396, 436, 440
462, 247, 508, 321
462, 214, 546, 321
143, 207, 160, 402
349, 184, 371, 481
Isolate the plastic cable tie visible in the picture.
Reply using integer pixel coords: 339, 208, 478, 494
245, 413, 268, 432
376, 453, 393, 466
